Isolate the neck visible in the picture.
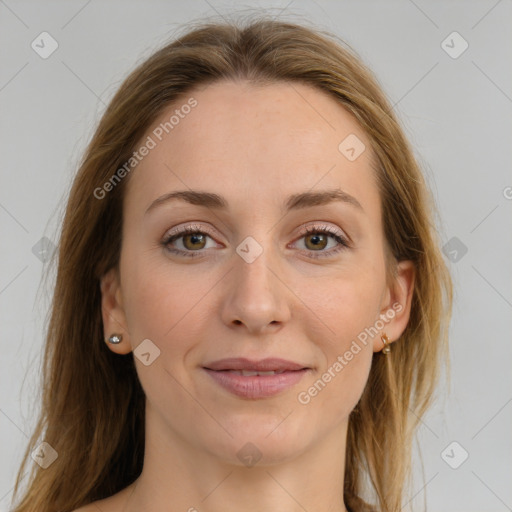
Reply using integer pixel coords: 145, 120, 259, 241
121, 400, 351, 512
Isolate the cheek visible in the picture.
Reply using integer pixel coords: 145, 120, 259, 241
120, 248, 217, 346
292, 268, 381, 412
120, 252, 215, 404
296, 264, 383, 342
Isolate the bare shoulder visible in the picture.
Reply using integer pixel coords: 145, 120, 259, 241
71, 502, 112, 512
71, 499, 118, 512
71, 505, 100, 512
71, 482, 137, 512
71, 500, 115, 512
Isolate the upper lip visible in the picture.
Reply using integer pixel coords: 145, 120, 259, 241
203, 357, 309, 372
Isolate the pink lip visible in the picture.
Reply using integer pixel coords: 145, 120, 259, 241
202, 358, 311, 399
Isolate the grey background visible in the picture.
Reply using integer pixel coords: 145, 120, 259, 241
1, 1, 511, 511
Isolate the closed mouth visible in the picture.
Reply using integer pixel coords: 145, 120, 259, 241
214, 369, 293, 376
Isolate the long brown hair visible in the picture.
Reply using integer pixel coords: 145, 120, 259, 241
11, 14, 452, 512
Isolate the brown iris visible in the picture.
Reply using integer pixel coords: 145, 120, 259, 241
182, 233, 207, 250
304, 233, 328, 251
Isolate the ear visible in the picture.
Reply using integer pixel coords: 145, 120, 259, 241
373, 259, 415, 353
100, 267, 132, 354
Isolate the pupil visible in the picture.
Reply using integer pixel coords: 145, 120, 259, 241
187, 233, 204, 248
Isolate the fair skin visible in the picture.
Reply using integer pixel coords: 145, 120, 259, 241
79, 80, 414, 512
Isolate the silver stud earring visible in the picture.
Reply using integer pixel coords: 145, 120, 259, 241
107, 333, 123, 344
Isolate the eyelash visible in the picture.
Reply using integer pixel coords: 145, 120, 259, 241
161, 224, 350, 259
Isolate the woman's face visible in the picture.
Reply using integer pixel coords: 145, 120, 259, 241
101, 80, 414, 466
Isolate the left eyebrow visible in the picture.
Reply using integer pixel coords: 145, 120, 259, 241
285, 189, 364, 213
144, 188, 365, 216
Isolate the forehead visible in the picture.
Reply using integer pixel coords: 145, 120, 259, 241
124, 80, 379, 216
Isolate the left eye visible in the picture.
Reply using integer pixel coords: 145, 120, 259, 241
291, 226, 350, 258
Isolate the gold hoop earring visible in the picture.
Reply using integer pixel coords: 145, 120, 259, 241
381, 333, 391, 354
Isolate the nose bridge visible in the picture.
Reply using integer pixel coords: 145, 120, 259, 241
234, 235, 279, 302
221, 232, 290, 331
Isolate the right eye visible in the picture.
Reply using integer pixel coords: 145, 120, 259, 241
161, 224, 219, 258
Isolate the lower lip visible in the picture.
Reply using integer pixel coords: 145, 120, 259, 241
203, 368, 309, 399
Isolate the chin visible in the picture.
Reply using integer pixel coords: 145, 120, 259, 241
204, 416, 313, 467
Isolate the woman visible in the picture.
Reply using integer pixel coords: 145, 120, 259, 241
11, 15, 452, 512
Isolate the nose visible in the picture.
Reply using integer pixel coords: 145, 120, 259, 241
219, 242, 292, 335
